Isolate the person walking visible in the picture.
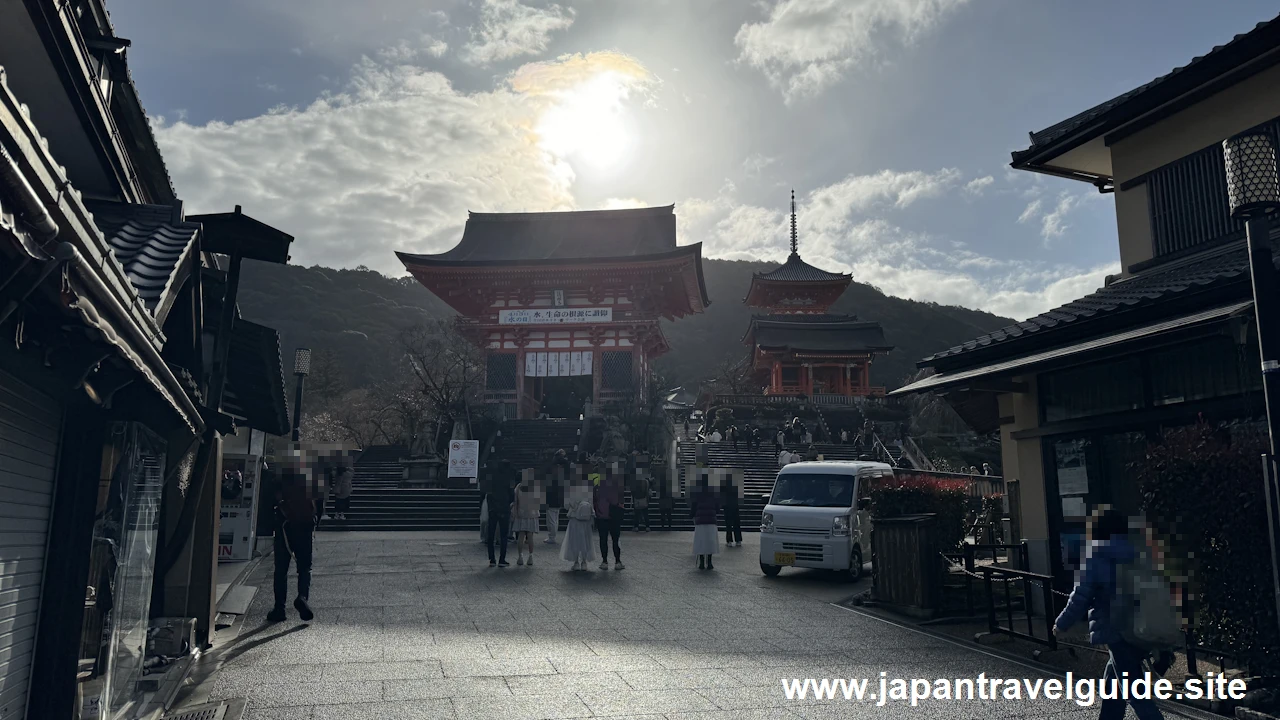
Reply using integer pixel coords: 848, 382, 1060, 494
545, 450, 568, 544
690, 475, 720, 570
268, 450, 319, 622
1053, 508, 1165, 720
775, 428, 785, 454
730, 425, 739, 451
840, 428, 849, 444
722, 477, 743, 547
560, 475, 595, 571
333, 461, 353, 521
593, 465, 625, 570
484, 461, 516, 567
512, 471, 539, 566
683, 416, 690, 438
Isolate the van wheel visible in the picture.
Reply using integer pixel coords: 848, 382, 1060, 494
846, 546, 864, 581
760, 562, 782, 577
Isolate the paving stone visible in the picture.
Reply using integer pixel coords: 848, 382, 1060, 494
451, 693, 593, 720
191, 532, 1114, 720
310, 699, 456, 720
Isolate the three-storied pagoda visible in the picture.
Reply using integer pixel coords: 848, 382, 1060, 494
398, 205, 709, 419
742, 193, 892, 399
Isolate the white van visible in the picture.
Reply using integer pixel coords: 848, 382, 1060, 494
758, 461, 894, 580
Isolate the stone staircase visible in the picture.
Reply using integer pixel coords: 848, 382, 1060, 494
489, 419, 582, 468
676, 440, 880, 497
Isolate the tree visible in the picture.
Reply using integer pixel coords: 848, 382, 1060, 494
704, 353, 757, 397
306, 347, 346, 406
398, 320, 485, 445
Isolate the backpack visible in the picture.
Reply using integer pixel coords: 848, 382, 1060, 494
572, 500, 592, 521
1110, 546, 1181, 649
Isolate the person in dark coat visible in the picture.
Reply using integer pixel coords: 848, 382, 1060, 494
268, 450, 320, 622
484, 461, 517, 567
1054, 507, 1164, 720
721, 477, 742, 547
544, 450, 568, 544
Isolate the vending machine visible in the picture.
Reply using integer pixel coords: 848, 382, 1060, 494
219, 428, 265, 562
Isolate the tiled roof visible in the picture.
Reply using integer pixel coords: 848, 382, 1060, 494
922, 241, 1255, 366
1012, 14, 1280, 166
85, 199, 199, 322
403, 205, 678, 263
753, 253, 851, 283
747, 313, 891, 353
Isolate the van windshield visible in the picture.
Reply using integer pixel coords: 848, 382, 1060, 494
770, 473, 854, 507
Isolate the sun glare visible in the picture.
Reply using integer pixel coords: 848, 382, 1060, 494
536, 71, 637, 172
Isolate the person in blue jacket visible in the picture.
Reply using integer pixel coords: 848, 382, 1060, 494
1054, 507, 1164, 720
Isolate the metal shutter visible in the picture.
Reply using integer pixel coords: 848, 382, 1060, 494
0, 368, 61, 720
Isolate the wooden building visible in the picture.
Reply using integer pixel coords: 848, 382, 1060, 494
0, 3, 292, 716
742, 193, 891, 401
891, 15, 1280, 588
398, 206, 709, 419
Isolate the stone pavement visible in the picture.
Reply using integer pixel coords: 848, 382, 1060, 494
199, 530, 1165, 719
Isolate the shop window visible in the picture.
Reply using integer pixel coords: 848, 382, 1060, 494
1040, 356, 1143, 423
77, 423, 168, 719
1148, 334, 1260, 406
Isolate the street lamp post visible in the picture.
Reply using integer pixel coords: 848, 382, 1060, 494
291, 347, 312, 442
1223, 129, 1280, 630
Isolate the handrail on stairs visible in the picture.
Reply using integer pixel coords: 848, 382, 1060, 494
901, 435, 936, 471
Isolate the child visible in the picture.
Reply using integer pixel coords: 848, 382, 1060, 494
1054, 507, 1164, 720
689, 477, 720, 570
560, 490, 595, 571
511, 472, 539, 566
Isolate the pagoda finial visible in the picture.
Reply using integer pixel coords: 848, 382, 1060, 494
789, 189, 798, 255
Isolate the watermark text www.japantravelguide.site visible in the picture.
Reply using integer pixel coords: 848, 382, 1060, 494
780, 672, 1248, 707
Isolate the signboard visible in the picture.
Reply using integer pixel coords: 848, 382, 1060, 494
553, 289, 565, 307
448, 439, 480, 478
523, 351, 592, 377
498, 307, 612, 325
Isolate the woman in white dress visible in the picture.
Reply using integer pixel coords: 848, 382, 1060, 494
511, 473, 540, 565
689, 475, 721, 570
560, 477, 596, 570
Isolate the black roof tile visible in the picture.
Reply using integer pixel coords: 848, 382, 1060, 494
405, 205, 678, 263
1012, 15, 1280, 167
922, 242, 1254, 366
85, 199, 199, 322
753, 252, 851, 283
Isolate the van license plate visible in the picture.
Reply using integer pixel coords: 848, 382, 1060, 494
774, 552, 796, 566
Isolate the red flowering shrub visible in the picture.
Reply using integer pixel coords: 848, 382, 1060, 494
1134, 422, 1280, 674
869, 474, 969, 550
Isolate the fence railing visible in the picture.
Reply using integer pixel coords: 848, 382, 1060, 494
901, 436, 935, 472
978, 564, 1058, 652
713, 394, 803, 406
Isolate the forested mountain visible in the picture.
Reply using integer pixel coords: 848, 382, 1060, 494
236, 259, 1012, 393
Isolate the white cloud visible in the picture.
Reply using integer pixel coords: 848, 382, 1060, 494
963, 175, 994, 196
678, 178, 1115, 320
1040, 193, 1079, 240
377, 33, 449, 63
1017, 198, 1043, 224
461, 0, 575, 66
742, 153, 777, 178
157, 52, 650, 270
735, 0, 971, 102
1016, 191, 1085, 244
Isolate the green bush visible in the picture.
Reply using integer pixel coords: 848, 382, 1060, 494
1135, 422, 1280, 674
869, 474, 969, 551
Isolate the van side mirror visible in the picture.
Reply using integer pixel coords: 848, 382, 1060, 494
857, 498, 870, 511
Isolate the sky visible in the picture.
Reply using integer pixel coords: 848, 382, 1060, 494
109, 0, 1278, 321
